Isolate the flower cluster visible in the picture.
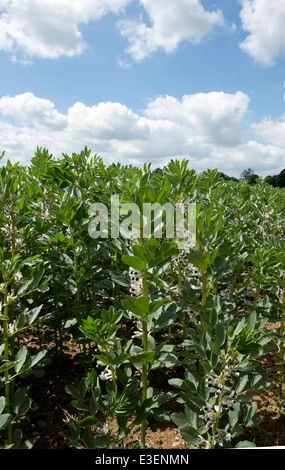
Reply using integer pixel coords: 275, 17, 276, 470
220, 288, 231, 299
214, 424, 231, 447
198, 364, 240, 447
131, 320, 143, 340
245, 283, 257, 298
185, 307, 200, 326
178, 251, 203, 286
0, 322, 15, 336
200, 405, 232, 448
129, 268, 143, 298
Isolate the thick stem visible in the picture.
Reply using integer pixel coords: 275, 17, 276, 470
197, 270, 207, 396
210, 367, 227, 449
8, 203, 16, 357
279, 273, 285, 407
3, 285, 13, 444
140, 267, 149, 447
70, 227, 81, 306
253, 284, 261, 310
178, 260, 186, 338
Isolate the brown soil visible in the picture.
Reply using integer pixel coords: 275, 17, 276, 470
16, 322, 285, 450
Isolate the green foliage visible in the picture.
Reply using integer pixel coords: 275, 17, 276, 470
0, 148, 284, 449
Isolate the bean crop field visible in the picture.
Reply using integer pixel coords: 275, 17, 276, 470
0, 147, 285, 450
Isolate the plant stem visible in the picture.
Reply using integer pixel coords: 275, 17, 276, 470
279, 272, 285, 408
197, 270, 207, 406
211, 367, 227, 449
178, 259, 186, 338
140, 266, 149, 447
3, 284, 13, 444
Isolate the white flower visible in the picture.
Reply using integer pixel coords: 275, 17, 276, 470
96, 360, 106, 367
97, 423, 110, 435
220, 289, 231, 299
185, 307, 200, 325
191, 282, 203, 290
205, 370, 220, 388
99, 367, 112, 381
131, 321, 143, 339
214, 424, 231, 446
129, 268, 142, 297
198, 435, 211, 449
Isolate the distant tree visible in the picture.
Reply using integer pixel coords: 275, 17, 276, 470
264, 169, 285, 188
276, 169, 285, 188
240, 168, 259, 185
218, 171, 238, 182
151, 167, 164, 177
264, 175, 277, 187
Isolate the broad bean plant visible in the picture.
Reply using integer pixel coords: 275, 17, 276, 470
0, 149, 285, 449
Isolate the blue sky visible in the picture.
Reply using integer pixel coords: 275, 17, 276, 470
0, 0, 285, 178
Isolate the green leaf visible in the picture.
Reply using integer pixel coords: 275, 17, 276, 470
179, 425, 201, 447
83, 428, 96, 449
244, 404, 258, 426
210, 308, 218, 328
0, 360, 20, 374
121, 295, 149, 317
149, 298, 167, 314
65, 384, 82, 400
189, 395, 207, 407
228, 403, 241, 428
149, 242, 178, 268
171, 411, 187, 429
209, 340, 221, 356
14, 346, 28, 374
235, 374, 249, 394
145, 185, 156, 202
0, 396, 5, 415
0, 413, 12, 431
29, 350, 47, 369
132, 245, 150, 263
108, 271, 129, 287
23, 305, 43, 328
187, 250, 208, 271
127, 350, 156, 365
13, 386, 31, 414
77, 415, 98, 427
122, 255, 146, 272
247, 310, 257, 328
235, 441, 256, 448
216, 323, 226, 347
79, 377, 88, 400
71, 400, 89, 412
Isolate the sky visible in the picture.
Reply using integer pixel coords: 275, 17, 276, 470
0, 0, 285, 178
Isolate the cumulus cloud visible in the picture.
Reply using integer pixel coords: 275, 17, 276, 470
144, 92, 250, 147
0, 0, 131, 60
239, 0, 285, 66
118, 0, 225, 61
251, 115, 285, 148
0, 92, 68, 129
1, 90, 285, 176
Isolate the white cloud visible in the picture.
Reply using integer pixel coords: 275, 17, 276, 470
144, 92, 250, 147
0, 92, 67, 129
251, 115, 285, 148
67, 101, 149, 141
0, 0, 131, 60
239, 0, 285, 66
118, 0, 225, 61
0, 91, 284, 177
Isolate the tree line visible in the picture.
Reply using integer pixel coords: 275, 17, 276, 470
219, 168, 285, 188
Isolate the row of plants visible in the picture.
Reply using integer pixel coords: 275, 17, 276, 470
0, 147, 284, 449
